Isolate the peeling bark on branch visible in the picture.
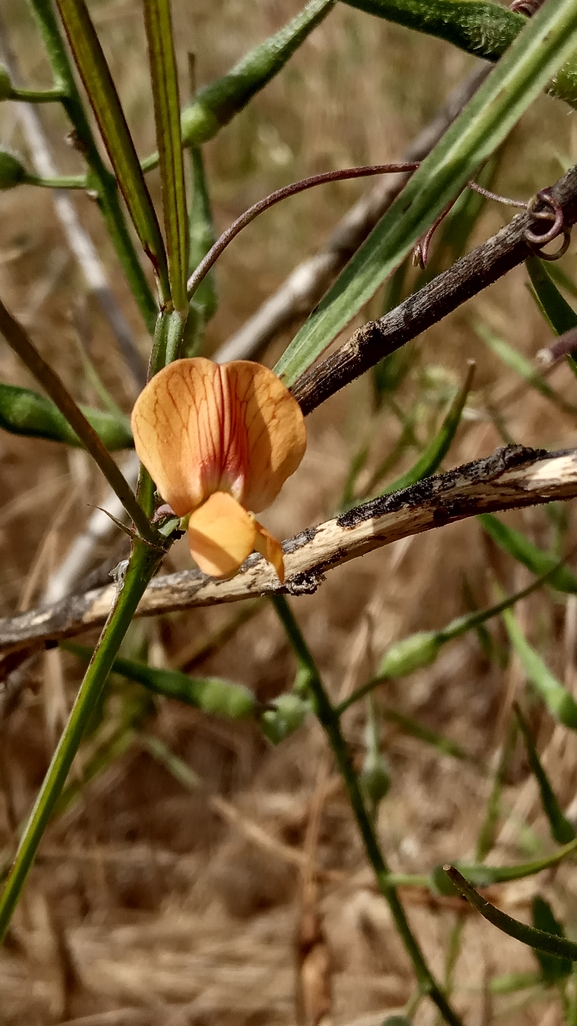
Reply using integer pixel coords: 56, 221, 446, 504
2, 445, 577, 666
292, 164, 577, 414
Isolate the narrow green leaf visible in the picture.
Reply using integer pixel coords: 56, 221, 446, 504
532, 897, 573, 982
140, 0, 335, 170
501, 605, 577, 730
475, 719, 517, 862
182, 147, 218, 357
63, 641, 256, 720
0, 382, 133, 449
341, 0, 577, 111
489, 972, 543, 995
381, 360, 474, 494
547, 262, 577, 302
476, 321, 574, 411
515, 703, 576, 844
526, 257, 577, 336
275, 0, 577, 386
446, 865, 577, 960
140, 732, 202, 790
432, 837, 577, 896
381, 707, 470, 761
479, 514, 577, 594
340, 443, 370, 510
56, 0, 169, 299
526, 256, 577, 378
143, 0, 188, 312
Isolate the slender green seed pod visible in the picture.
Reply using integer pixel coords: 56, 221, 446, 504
0, 149, 26, 190
180, 0, 334, 147
113, 662, 256, 719
360, 750, 391, 806
378, 631, 441, 679
261, 694, 309, 744
63, 642, 256, 719
0, 383, 133, 449
0, 65, 13, 101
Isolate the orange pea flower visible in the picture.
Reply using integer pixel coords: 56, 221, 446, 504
131, 357, 306, 582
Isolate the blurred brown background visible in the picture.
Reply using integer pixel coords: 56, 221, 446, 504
1, 2, 577, 1024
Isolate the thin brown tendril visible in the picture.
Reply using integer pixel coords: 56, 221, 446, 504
413, 180, 526, 269
525, 189, 565, 246
186, 163, 420, 300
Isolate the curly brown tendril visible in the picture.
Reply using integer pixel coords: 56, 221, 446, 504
413, 182, 571, 269
524, 189, 572, 260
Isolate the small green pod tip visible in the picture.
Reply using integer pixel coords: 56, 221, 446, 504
378, 631, 441, 679
0, 148, 26, 190
260, 693, 309, 744
360, 751, 391, 806
0, 65, 13, 101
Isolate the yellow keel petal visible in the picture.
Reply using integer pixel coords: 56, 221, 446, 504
254, 522, 285, 583
187, 492, 256, 578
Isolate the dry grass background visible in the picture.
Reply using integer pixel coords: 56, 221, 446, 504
2, 1, 577, 1024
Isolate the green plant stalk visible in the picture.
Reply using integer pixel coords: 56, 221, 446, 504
23, 171, 88, 189
514, 703, 576, 844
0, 537, 163, 942
0, 296, 156, 542
271, 594, 463, 1026
28, 0, 158, 332
143, 0, 188, 312
10, 85, 66, 102
55, 0, 170, 303
380, 360, 475, 495
140, 0, 335, 171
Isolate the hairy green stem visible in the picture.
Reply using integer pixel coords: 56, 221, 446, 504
271, 594, 463, 1026
0, 538, 163, 941
27, 0, 158, 333
341, 0, 577, 110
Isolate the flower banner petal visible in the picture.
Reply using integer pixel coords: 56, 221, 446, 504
131, 357, 224, 515
226, 361, 306, 513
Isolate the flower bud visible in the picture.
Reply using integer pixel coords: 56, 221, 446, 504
0, 149, 26, 190
261, 694, 309, 744
360, 749, 391, 807
378, 631, 441, 679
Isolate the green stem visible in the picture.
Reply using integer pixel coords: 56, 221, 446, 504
27, 0, 158, 334
11, 85, 66, 102
271, 594, 463, 1026
0, 538, 163, 941
23, 171, 88, 189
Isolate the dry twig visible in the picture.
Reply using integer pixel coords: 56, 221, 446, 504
2, 444, 576, 660
292, 164, 577, 413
